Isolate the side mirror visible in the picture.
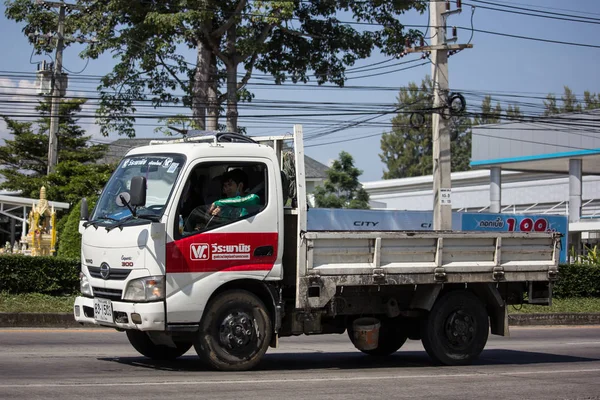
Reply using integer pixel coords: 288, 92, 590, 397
130, 176, 147, 207
80, 198, 89, 221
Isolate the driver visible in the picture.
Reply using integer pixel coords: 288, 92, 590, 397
209, 169, 260, 220
184, 169, 260, 232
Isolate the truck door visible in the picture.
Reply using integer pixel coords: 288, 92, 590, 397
164, 159, 280, 320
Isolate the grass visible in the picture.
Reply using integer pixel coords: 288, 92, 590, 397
508, 297, 600, 314
0, 292, 77, 313
1, 292, 600, 314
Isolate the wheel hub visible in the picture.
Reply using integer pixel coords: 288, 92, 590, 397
444, 310, 476, 350
219, 311, 255, 351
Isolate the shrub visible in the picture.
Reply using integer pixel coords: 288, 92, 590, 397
0, 254, 80, 295
554, 263, 600, 298
57, 197, 97, 259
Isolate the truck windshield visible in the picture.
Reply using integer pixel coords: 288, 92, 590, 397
91, 154, 186, 224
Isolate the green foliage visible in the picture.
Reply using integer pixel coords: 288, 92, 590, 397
508, 297, 600, 314
5, 0, 426, 135
583, 91, 600, 110
0, 98, 112, 202
569, 245, 600, 266
46, 162, 113, 204
0, 292, 78, 313
473, 95, 502, 126
505, 104, 522, 121
0, 255, 80, 295
57, 197, 98, 259
561, 86, 582, 113
553, 263, 600, 298
543, 94, 560, 116
544, 86, 600, 116
380, 77, 472, 179
314, 151, 370, 209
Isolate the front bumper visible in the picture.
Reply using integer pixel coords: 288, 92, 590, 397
73, 296, 165, 331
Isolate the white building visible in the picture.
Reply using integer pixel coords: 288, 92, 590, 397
363, 110, 600, 251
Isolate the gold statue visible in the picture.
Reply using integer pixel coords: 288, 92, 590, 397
24, 187, 57, 256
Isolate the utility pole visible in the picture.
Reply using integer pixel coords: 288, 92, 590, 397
33, 0, 91, 174
47, 2, 66, 174
407, 0, 472, 230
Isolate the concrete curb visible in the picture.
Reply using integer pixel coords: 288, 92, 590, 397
1, 312, 600, 328
508, 313, 600, 326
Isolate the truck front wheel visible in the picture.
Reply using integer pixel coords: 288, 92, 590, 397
194, 290, 272, 371
126, 330, 192, 360
421, 291, 489, 366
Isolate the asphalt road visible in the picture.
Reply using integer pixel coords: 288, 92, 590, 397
1, 327, 600, 400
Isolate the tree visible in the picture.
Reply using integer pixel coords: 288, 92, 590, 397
543, 94, 560, 116
473, 95, 502, 126
57, 196, 97, 258
379, 77, 472, 179
561, 86, 582, 114
583, 91, 600, 110
0, 99, 113, 203
544, 86, 592, 116
5, 0, 426, 135
314, 151, 370, 209
505, 104, 522, 121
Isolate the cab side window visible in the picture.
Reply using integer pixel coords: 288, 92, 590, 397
176, 162, 268, 237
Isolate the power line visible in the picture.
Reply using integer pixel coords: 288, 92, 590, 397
462, 1, 600, 25
458, 26, 600, 49
477, 0, 600, 16
468, 0, 600, 22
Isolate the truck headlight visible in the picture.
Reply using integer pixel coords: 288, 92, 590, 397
123, 276, 165, 302
80, 272, 92, 297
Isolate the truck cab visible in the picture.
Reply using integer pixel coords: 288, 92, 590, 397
75, 132, 290, 365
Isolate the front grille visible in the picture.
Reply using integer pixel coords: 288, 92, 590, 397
88, 266, 132, 281
92, 287, 123, 301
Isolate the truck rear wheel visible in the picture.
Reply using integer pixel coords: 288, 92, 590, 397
194, 290, 272, 371
126, 330, 192, 360
347, 318, 408, 356
421, 291, 489, 366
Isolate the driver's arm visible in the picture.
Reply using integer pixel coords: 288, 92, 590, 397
212, 193, 260, 209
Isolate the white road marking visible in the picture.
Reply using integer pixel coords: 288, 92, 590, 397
1, 368, 600, 388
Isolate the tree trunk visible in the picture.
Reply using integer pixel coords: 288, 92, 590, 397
191, 42, 211, 130
226, 25, 238, 133
207, 52, 219, 131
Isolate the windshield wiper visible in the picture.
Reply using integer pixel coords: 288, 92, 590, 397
105, 215, 135, 232
83, 215, 120, 228
105, 214, 159, 232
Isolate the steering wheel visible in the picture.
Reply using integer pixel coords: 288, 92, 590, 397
183, 207, 212, 233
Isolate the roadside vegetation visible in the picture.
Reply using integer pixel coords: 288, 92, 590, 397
508, 298, 600, 314
0, 292, 77, 313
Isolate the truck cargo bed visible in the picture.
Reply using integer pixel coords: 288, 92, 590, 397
294, 230, 560, 309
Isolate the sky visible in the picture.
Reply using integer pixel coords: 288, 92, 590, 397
1, 0, 600, 182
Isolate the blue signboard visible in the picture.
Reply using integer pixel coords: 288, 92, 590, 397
460, 212, 568, 262
307, 208, 568, 262
307, 208, 461, 231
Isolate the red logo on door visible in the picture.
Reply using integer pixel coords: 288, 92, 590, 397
190, 243, 210, 260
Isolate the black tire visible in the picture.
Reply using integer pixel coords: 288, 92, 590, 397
421, 291, 489, 366
126, 330, 192, 360
347, 318, 408, 356
194, 290, 272, 371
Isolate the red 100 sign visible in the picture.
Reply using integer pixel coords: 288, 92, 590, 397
505, 217, 548, 232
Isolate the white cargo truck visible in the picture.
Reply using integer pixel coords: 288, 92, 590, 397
74, 125, 560, 370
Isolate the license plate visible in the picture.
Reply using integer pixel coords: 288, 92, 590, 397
93, 298, 113, 323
